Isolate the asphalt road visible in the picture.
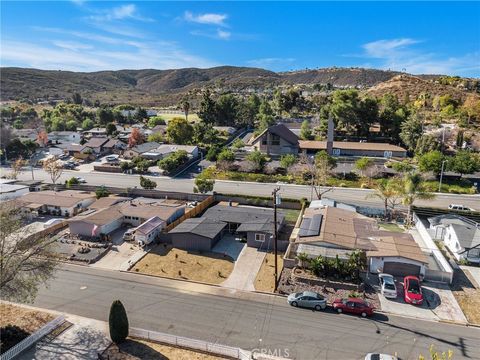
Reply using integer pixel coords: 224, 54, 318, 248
15, 168, 480, 210
29, 265, 480, 360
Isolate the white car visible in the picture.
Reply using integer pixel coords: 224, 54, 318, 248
448, 204, 474, 212
75, 177, 87, 183
378, 273, 397, 299
365, 354, 398, 360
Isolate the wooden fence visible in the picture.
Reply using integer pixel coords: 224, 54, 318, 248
164, 195, 214, 232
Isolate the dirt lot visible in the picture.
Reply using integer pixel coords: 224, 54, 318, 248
0, 303, 55, 353
451, 269, 480, 325
131, 244, 234, 284
101, 338, 227, 360
254, 252, 284, 292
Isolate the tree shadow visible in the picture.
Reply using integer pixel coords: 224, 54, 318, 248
101, 339, 171, 360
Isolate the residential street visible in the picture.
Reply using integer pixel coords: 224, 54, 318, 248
28, 264, 480, 360
15, 168, 480, 210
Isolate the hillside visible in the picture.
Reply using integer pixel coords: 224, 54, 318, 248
1, 66, 477, 106
367, 74, 478, 102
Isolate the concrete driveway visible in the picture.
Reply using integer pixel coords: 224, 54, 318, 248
212, 234, 245, 260
377, 279, 467, 323
221, 246, 265, 291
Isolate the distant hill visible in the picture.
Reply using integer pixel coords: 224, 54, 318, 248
0, 66, 477, 106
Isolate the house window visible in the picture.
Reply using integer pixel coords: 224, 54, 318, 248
271, 135, 280, 146
255, 233, 265, 242
468, 248, 480, 258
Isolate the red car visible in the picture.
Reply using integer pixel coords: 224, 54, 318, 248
403, 276, 423, 305
332, 298, 374, 317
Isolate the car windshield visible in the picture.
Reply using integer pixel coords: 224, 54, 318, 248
370, 355, 380, 360
408, 279, 421, 294
385, 283, 396, 290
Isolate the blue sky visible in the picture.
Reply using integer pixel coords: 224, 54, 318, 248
1, 1, 479, 76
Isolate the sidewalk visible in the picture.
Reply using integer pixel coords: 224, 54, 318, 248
19, 314, 111, 360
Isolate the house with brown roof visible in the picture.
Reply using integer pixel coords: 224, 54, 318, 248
68, 197, 185, 238
249, 124, 299, 155
293, 206, 428, 277
19, 190, 96, 217
84, 137, 111, 155
299, 140, 407, 158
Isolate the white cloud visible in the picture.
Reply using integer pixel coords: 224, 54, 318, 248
356, 38, 480, 75
247, 57, 296, 68
52, 40, 93, 51
217, 29, 231, 40
89, 4, 152, 22
184, 11, 228, 26
190, 29, 231, 41
1, 38, 217, 72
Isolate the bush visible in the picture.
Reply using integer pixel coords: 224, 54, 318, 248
109, 300, 129, 344
157, 150, 189, 174
140, 176, 157, 189
96, 186, 110, 199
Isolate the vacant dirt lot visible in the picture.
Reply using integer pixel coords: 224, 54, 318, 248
254, 252, 284, 292
102, 338, 227, 360
0, 303, 55, 353
131, 244, 234, 284
451, 269, 480, 325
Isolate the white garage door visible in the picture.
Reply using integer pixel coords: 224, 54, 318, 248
383, 262, 420, 277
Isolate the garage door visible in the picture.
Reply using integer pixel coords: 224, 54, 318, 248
383, 262, 420, 277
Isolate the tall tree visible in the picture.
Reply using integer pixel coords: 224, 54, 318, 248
180, 99, 191, 122
198, 89, 217, 125
42, 157, 63, 185
417, 150, 444, 175
215, 94, 238, 126
0, 203, 58, 302
128, 128, 144, 148
401, 173, 435, 225
257, 100, 275, 131
300, 120, 313, 140
310, 151, 337, 199
367, 179, 400, 219
355, 157, 375, 177
400, 114, 423, 152
166, 117, 193, 145
448, 150, 480, 177
109, 300, 129, 344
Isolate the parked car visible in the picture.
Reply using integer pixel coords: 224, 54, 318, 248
123, 228, 135, 241
75, 177, 87, 183
448, 204, 474, 212
365, 354, 398, 360
287, 291, 327, 311
332, 298, 374, 317
378, 273, 397, 299
403, 276, 423, 305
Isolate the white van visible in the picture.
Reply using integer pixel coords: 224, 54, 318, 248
123, 228, 135, 241
448, 204, 474, 212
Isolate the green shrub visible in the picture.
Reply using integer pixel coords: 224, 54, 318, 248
109, 300, 129, 343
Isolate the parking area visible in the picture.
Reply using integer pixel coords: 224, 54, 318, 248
91, 227, 145, 271
371, 274, 467, 323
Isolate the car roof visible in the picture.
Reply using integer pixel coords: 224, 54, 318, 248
346, 297, 366, 303
302, 291, 319, 297
404, 275, 419, 281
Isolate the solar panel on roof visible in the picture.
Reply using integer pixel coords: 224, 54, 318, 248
298, 214, 322, 237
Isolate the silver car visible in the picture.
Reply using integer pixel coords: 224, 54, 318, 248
379, 273, 397, 299
287, 291, 327, 311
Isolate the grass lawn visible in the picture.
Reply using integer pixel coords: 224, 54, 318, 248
0, 303, 55, 354
452, 269, 480, 325
254, 252, 284, 292
378, 222, 405, 233
103, 338, 227, 360
159, 113, 200, 123
131, 244, 234, 284
283, 209, 301, 224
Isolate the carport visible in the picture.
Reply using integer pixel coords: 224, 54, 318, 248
383, 262, 421, 277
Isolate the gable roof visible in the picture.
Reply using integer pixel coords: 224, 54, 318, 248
85, 137, 109, 148
131, 142, 161, 154
20, 190, 95, 208
451, 224, 480, 250
250, 124, 299, 146
169, 217, 226, 239
89, 196, 131, 209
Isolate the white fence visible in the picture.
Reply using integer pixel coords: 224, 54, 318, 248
413, 212, 454, 284
130, 327, 252, 360
0, 316, 65, 360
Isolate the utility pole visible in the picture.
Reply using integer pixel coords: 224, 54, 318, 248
439, 160, 447, 192
272, 186, 280, 292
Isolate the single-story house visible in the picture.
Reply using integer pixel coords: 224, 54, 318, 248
428, 214, 480, 263
48, 131, 82, 143
83, 127, 107, 138
294, 206, 428, 277
69, 197, 185, 237
123, 142, 161, 159
0, 183, 29, 201
19, 190, 96, 217
102, 138, 126, 154
202, 203, 287, 251
134, 216, 165, 245
84, 137, 111, 155
249, 124, 299, 155
150, 124, 167, 136
52, 142, 87, 156
169, 217, 227, 252
141, 144, 199, 161
299, 140, 407, 158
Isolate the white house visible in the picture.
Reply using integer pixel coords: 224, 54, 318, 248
19, 190, 96, 217
134, 216, 165, 245
428, 215, 480, 263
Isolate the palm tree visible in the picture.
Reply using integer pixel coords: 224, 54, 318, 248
366, 179, 399, 219
181, 99, 190, 122
401, 173, 435, 225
